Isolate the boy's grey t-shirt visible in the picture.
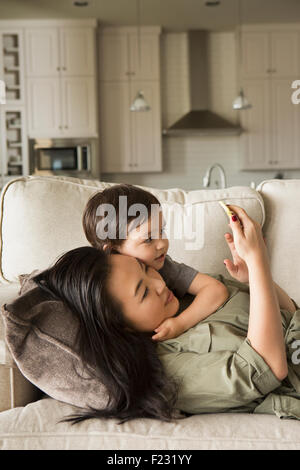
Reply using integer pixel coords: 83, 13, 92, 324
158, 254, 198, 298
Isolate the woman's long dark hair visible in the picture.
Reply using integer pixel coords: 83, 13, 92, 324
33, 246, 178, 424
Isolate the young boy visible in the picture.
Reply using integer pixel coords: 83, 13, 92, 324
82, 183, 229, 341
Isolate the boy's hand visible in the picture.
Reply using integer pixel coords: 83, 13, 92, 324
224, 231, 249, 283
152, 317, 184, 342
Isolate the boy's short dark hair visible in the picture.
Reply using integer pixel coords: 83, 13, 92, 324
82, 183, 161, 252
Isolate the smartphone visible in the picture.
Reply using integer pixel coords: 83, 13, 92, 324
218, 201, 235, 219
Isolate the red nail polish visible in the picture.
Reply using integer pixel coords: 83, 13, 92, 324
232, 215, 237, 222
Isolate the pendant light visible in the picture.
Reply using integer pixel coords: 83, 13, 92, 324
232, 88, 251, 110
130, 0, 151, 112
130, 90, 150, 111
232, 0, 252, 110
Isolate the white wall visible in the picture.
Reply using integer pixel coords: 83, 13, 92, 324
101, 31, 300, 190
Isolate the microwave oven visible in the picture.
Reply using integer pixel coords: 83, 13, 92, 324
29, 139, 96, 177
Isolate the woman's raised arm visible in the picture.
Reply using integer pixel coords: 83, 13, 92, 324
228, 206, 288, 381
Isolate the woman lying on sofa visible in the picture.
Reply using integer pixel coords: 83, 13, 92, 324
33, 206, 300, 423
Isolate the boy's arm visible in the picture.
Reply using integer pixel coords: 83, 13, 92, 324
152, 273, 229, 341
176, 273, 229, 331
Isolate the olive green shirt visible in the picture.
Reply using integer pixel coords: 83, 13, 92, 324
157, 275, 300, 420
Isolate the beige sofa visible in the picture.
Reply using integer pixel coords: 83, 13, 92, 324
0, 175, 300, 450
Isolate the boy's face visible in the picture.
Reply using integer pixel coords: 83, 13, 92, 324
116, 210, 169, 270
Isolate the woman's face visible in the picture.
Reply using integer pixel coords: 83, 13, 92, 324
107, 254, 179, 332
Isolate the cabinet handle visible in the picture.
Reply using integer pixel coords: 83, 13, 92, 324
272, 69, 277, 73
57, 67, 60, 71
63, 67, 67, 71
266, 69, 271, 73
64, 125, 68, 129
59, 125, 62, 130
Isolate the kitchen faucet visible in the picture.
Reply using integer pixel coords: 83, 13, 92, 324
203, 163, 227, 189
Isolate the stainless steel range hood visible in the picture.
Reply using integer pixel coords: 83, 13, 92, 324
163, 31, 242, 136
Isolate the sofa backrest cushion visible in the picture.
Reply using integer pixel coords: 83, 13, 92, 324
257, 179, 300, 306
1, 272, 109, 410
0, 176, 265, 283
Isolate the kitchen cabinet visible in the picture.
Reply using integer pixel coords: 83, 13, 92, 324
130, 81, 162, 172
100, 80, 161, 173
270, 32, 298, 78
98, 27, 162, 173
27, 76, 97, 137
241, 32, 269, 79
271, 78, 300, 168
0, 28, 25, 104
98, 28, 160, 82
0, 26, 28, 187
26, 78, 60, 136
99, 81, 131, 172
62, 77, 97, 136
241, 78, 300, 170
240, 25, 300, 170
241, 30, 298, 79
0, 106, 28, 187
240, 80, 272, 170
25, 28, 59, 77
25, 20, 98, 138
25, 26, 95, 77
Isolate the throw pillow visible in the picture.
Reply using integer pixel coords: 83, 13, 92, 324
1, 273, 108, 410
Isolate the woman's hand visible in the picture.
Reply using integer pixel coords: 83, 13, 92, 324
227, 206, 288, 381
223, 232, 249, 283
226, 205, 267, 264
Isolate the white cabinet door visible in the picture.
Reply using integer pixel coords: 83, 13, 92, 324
99, 81, 131, 172
25, 28, 59, 77
60, 27, 95, 76
98, 33, 129, 81
27, 78, 61, 136
130, 81, 162, 172
62, 77, 97, 137
241, 32, 270, 78
241, 78, 300, 170
271, 79, 300, 168
27, 77, 97, 137
99, 31, 160, 81
128, 34, 160, 81
240, 80, 272, 170
26, 26, 95, 77
271, 32, 299, 78
241, 30, 299, 79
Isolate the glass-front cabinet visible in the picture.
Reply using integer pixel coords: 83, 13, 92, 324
0, 28, 28, 188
